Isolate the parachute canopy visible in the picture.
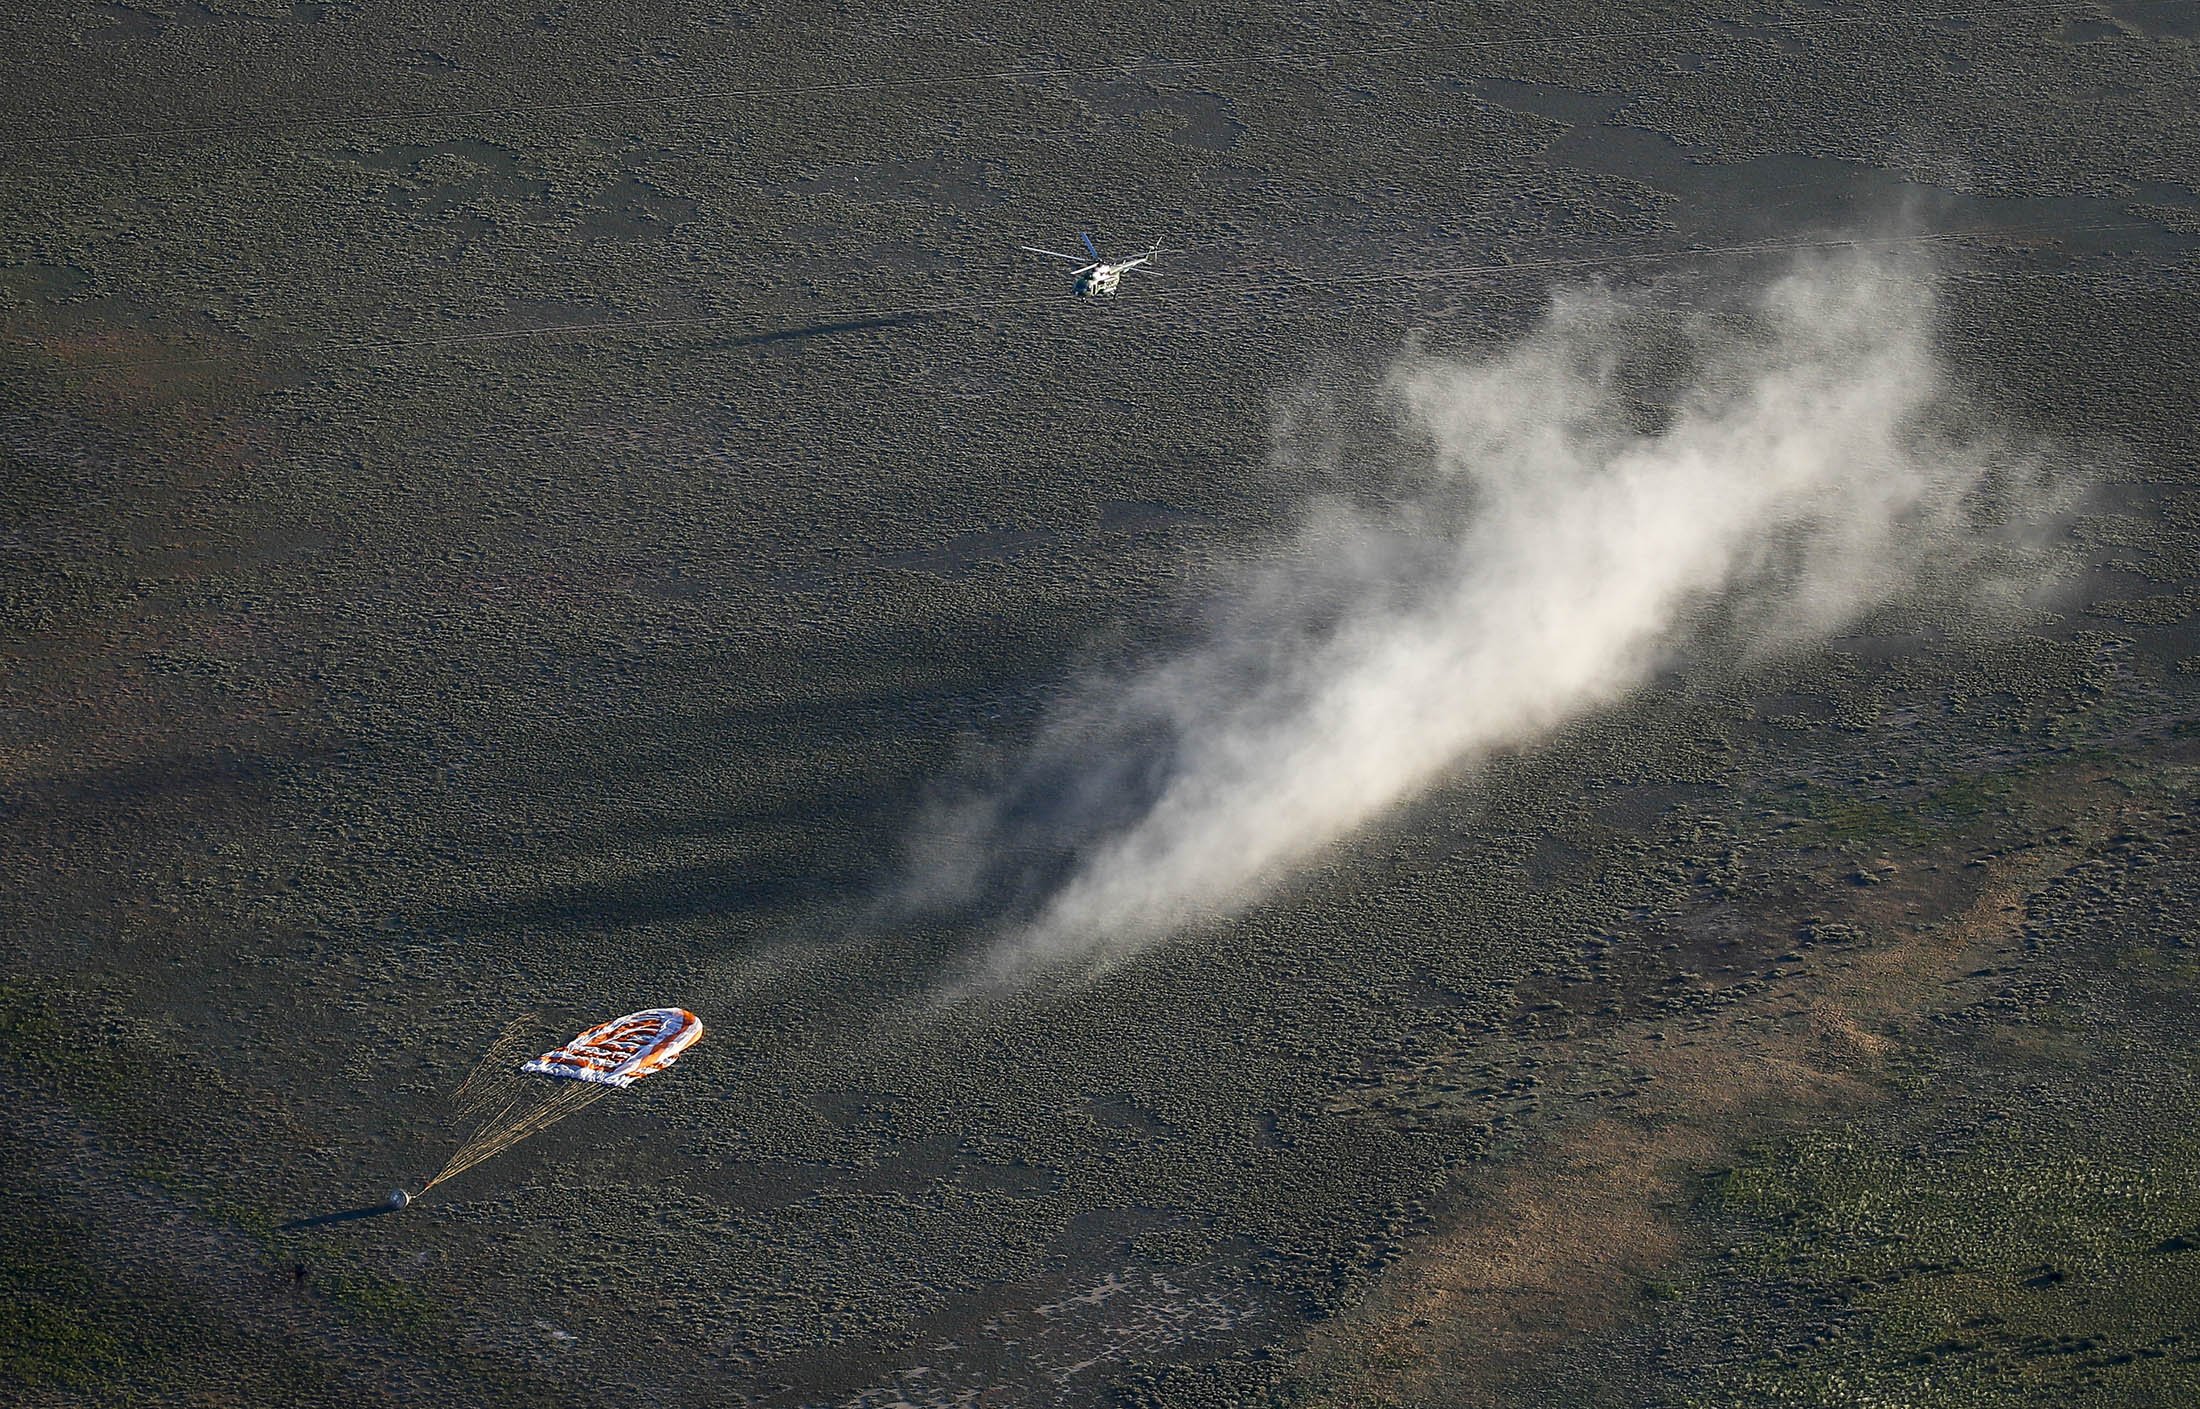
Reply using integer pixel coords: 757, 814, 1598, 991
521, 1008, 703, 1088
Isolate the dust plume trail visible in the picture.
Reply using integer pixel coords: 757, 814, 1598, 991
904, 250, 2060, 979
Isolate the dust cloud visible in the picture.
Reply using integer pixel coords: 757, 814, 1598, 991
904, 252, 2057, 979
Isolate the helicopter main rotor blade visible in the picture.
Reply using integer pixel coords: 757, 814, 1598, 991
1079, 232, 1102, 260
1020, 245, 1089, 263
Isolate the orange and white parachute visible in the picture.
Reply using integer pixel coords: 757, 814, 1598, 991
423, 1008, 704, 1194
521, 1007, 703, 1088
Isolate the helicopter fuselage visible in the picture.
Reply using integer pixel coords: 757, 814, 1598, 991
1076, 265, 1126, 296
1022, 236, 1157, 296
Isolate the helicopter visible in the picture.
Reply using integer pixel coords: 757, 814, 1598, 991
1019, 233, 1162, 296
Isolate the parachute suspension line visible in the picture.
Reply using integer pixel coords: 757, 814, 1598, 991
422, 1014, 598, 1195
420, 1008, 703, 1195
424, 1080, 611, 1192
452, 1012, 541, 1112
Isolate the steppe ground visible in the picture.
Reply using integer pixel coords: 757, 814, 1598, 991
4, 2, 2198, 1405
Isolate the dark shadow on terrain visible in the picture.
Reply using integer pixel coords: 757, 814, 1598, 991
437, 853, 862, 936
277, 1197, 407, 1231
4, 740, 334, 833
427, 601, 1105, 946
714, 315, 932, 351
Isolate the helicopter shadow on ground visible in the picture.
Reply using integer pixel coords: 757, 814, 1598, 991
709, 314, 935, 352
